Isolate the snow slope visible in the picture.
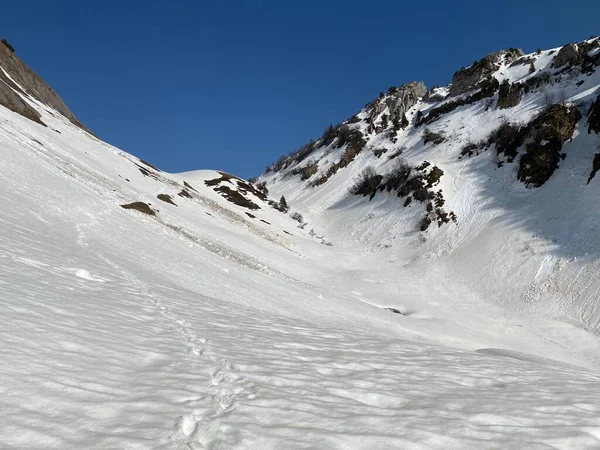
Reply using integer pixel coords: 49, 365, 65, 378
2, 40, 600, 449
261, 38, 600, 348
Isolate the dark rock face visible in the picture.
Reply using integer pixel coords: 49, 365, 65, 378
120, 202, 156, 216
517, 105, 581, 187
157, 194, 177, 206
293, 162, 318, 180
418, 77, 500, 126
0, 43, 90, 132
497, 80, 523, 110
552, 44, 581, 68
450, 49, 523, 97
509, 55, 537, 68
0, 68, 45, 126
491, 123, 529, 162
580, 38, 600, 67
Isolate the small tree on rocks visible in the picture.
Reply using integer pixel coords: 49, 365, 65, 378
279, 195, 289, 213
1, 39, 15, 53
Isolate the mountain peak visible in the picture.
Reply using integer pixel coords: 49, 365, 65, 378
0, 38, 91, 133
260, 36, 600, 238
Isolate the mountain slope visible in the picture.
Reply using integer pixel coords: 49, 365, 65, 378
2, 38, 600, 449
260, 37, 600, 340
0, 40, 90, 132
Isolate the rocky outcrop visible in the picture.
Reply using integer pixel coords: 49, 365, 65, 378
368, 81, 427, 126
450, 49, 523, 97
552, 44, 581, 68
418, 77, 500, 126
497, 80, 523, 109
517, 105, 581, 187
0, 68, 45, 125
120, 202, 156, 216
577, 38, 600, 56
0, 41, 90, 132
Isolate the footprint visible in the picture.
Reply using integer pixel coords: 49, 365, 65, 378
71, 268, 107, 282
176, 414, 199, 438
189, 346, 205, 356
215, 393, 235, 410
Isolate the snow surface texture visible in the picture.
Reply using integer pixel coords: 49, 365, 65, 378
1, 42, 600, 449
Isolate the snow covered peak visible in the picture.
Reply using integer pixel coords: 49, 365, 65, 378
449, 47, 524, 96
261, 36, 600, 230
259, 36, 600, 343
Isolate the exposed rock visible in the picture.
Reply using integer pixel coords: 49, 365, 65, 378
423, 91, 446, 103
517, 105, 581, 187
373, 148, 388, 158
423, 128, 445, 145
521, 72, 552, 94
418, 77, 500, 126
292, 162, 318, 180
450, 49, 523, 97
267, 82, 425, 178
214, 185, 260, 210
205, 171, 268, 202
157, 194, 177, 206
0, 68, 45, 126
135, 162, 160, 180
383, 81, 427, 121
140, 159, 161, 171
459, 141, 487, 159
490, 123, 529, 162
531, 105, 582, 143
351, 159, 456, 231
497, 80, 523, 109
582, 52, 600, 75
552, 44, 581, 68
120, 202, 156, 216
577, 38, 600, 56
367, 81, 427, 127
312, 129, 367, 186
183, 181, 198, 192
509, 55, 537, 67
178, 189, 193, 198
577, 38, 600, 74
0, 42, 90, 132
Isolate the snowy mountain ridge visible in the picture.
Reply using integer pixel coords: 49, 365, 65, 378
2, 36, 600, 449
260, 36, 600, 339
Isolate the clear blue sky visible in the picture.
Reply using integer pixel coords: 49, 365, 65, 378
3, 0, 599, 178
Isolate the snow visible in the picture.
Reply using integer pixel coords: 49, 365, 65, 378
261, 41, 600, 349
1, 40, 600, 449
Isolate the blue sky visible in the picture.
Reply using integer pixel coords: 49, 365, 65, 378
3, 0, 599, 178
